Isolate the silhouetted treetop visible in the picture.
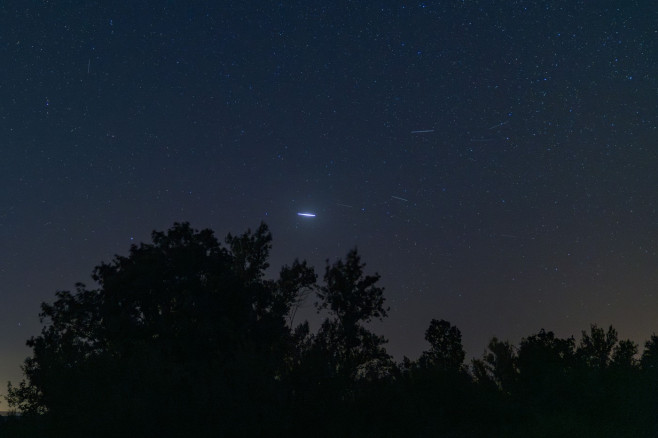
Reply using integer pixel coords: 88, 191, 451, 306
225, 222, 272, 282
611, 339, 639, 369
419, 319, 466, 372
577, 324, 618, 369
641, 334, 658, 372
8, 222, 317, 437
472, 337, 518, 393
316, 248, 389, 325
6, 222, 658, 438
309, 248, 392, 382
518, 329, 576, 374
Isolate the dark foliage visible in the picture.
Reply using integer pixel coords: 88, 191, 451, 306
418, 318, 466, 372
4, 222, 658, 437
6, 222, 315, 437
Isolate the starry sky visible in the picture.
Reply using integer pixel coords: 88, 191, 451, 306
1, 1, 656, 400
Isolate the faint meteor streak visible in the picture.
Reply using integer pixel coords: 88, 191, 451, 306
297, 212, 316, 217
391, 196, 409, 202
488, 121, 509, 130
410, 129, 435, 134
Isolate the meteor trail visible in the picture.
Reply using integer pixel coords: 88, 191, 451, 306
488, 121, 509, 130
391, 196, 409, 202
297, 212, 316, 217
410, 129, 435, 134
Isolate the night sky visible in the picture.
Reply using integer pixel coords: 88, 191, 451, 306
1, 1, 656, 400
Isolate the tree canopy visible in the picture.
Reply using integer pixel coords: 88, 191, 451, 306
418, 318, 466, 372
4, 221, 658, 438
7, 222, 318, 437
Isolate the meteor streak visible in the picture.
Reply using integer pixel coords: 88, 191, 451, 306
391, 196, 409, 202
297, 212, 316, 217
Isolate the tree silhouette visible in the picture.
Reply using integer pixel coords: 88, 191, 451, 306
7, 223, 658, 437
284, 248, 394, 437
577, 324, 618, 369
313, 248, 392, 382
472, 337, 518, 394
517, 329, 576, 376
611, 339, 639, 369
418, 319, 466, 372
640, 334, 658, 372
7, 222, 316, 437
638, 335, 658, 432
516, 329, 577, 412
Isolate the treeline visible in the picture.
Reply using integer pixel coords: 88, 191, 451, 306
3, 222, 658, 437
